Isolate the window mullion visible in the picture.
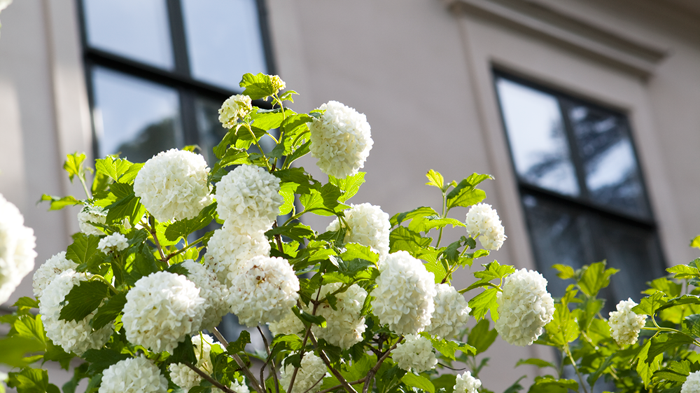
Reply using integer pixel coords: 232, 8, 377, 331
557, 98, 589, 201
166, 0, 191, 76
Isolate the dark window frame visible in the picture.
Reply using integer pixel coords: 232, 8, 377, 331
76, 0, 277, 161
492, 69, 667, 294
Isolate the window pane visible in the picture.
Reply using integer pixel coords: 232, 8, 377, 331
82, 0, 173, 69
195, 96, 228, 163
566, 104, 651, 218
182, 0, 268, 90
92, 67, 182, 164
496, 78, 580, 196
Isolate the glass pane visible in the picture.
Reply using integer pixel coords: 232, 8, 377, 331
496, 78, 580, 196
521, 194, 595, 298
92, 67, 183, 164
82, 0, 173, 69
593, 215, 665, 304
182, 0, 268, 90
567, 103, 650, 218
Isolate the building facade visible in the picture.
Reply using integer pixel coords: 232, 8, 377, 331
1, 0, 700, 390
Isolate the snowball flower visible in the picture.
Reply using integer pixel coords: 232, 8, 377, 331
180, 260, 230, 331
270, 75, 286, 93
425, 283, 471, 339
0, 194, 36, 304
326, 203, 389, 263
40, 270, 113, 354
215, 165, 283, 232
133, 149, 212, 223
371, 251, 436, 335
454, 371, 482, 393
230, 380, 250, 393
312, 283, 367, 349
219, 94, 252, 128
33, 251, 77, 298
100, 356, 168, 393
608, 298, 647, 346
268, 308, 304, 337
77, 205, 106, 236
280, 353, 327, 393
170, 334, 216, 391
465, 203, 506, 251
98, 233, 128, 253
495, 269, 555, 346
203, 224, 270, 286
392, 334, 437, 373
308, 101, 373, 179
122, 271, 206, 353
228, 256, 299, 327
682, 371, 700, 393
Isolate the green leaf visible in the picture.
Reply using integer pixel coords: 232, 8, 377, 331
266, 221, 315, 243
13, 297, 39, 311
401, 373, 435, 393
44, 339, 74, 370
250, 108, 287, 130
527, 377, 578, 393
551, 264, 575, 280
164, 203, 217, 242
587, 355, 614, 387
637, 339, 663, 388
7, 368, 50, 392
239, 73, 279, 100
284, 140, 311, 168
691, 235, 700, 249
409, 216, 466, 234
516, 358, 557, 370
91, 292, 127, 330
633, 292, 668, 316
39, 195, 81, 211
545, 303, 580, 346
504, 376, 527, 393
293, 307, 327, 328
667, 263, 700, 280
647, 334, 694, 364
227, 330, 251, 354
578, 261, 619, 297
66, 233, 104, 270
431, 375, 457, 393
330, 172, 366, 203
274, 167, 321, 195
82, 349, 130, 374
105, 184, 144, 225
425, 169, 445, 190
445, 173, 492, 209
467, 319, 498, 355
58, 281, 109, 322
390, 207, 438, 227
63, 152, 86, 182
95, 156, 141, 183
389, 226, 432, 255
170, 336, 197, 364
14, 315, 46, 345
685, 314, 700, 337
428, 337, 475, 360
167, 263, 190, 277
469, 288, 499, 321
340, 243, 379, 264
0, 336, 45, 367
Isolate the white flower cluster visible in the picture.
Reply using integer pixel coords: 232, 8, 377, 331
682, 371, 700, 393
40, 270, 113, 354
98, 233, 128, 253
77, 205, 106, 236
32, 251, 77, 298
371, 251, 436, 335
270, 75, 286, 93
280, 353, 327, 393
230, 380, 251, 393
308, 101, 373, 179
170, 334, 215, 391
268, 309, 304, 337
219, 94, 252, 129
203, 225, 270, 286
608, 298, 647, 346
134, 149, 212, 223
392, 334, 437, 373
215, 165, 283, 232
465, 203, 506, 251
312, 283, 367, 349
180, 260, 230, 331
228, 256, 299, 327
122, 271, 206, 353
99, 356, 168, 393
0, 194, 36, 304
454, 371, 482, 393
425, 284, 471, 339
495, 269, 555, 346
326, 203, 390, 263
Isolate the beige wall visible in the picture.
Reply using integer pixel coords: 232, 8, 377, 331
2, 0, 700, 391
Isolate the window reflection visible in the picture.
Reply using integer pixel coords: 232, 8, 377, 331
82, 0, 174, 69
182, 0, 268, 90
496, 78, 580, 196
92, 67, 182, 164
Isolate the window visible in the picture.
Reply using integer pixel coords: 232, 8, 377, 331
494, 72, 665, 307
78, 0, 275, 164
78, 0, 275, 345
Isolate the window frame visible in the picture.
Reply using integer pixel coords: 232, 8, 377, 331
492, 69, 666, 283
76, 0, 277, 161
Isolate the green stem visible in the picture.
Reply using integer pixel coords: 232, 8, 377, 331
165, 235, 207, 262
435, 191, 448, 247
244, 123, 272, 171
564, 345, 589, 393
78, 172, 92, 199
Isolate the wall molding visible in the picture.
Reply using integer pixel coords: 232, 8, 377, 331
445, 0, 669, 77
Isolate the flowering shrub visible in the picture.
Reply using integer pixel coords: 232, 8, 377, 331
2, 72, 700, 393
